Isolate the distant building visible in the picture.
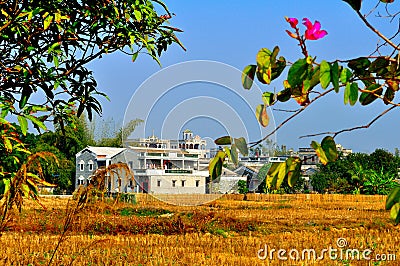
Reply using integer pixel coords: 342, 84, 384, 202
298, 147, 320, 170
124, 130, 210, 194
336, 144, 352, 157
75, 146, 135, 192
298, 144, 352, 181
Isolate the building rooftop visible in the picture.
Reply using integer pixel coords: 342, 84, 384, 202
80, 146, 126, 159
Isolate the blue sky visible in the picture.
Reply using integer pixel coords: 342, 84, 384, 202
88, 1, 399, 153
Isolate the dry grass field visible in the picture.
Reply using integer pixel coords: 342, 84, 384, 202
0, 194, 399, 265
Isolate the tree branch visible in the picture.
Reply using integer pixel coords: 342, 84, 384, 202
299, 104, 398, 139
249, 88, 335, 147
357, 10, 400, 51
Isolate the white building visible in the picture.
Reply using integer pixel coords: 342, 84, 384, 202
75, 146, 136, 192
124, 130, 210, 194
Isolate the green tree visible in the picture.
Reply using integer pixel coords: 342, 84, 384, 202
0, 0, 183, 228
96, 118, 143, 147
1, 0, 183, 132
32, 142, 74, 191
368, 149, 398, 176
362, 168, 399, 195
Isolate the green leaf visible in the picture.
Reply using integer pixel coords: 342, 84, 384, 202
277, 88, 291, 102
319, 60, 331, 89
311, 141, 329, 165
369, 57, 390, 73
214, 136, 232, 145
383, 87, 395, 105
266, 162, 283, 190
286, 157, 302, 187
21, 183, 30, 197
276, 162, 287, 189
386, 187, 400, 210
288, 58, 308, 88
19, 86, 32, 109
31, 105, 49, 112
270, 46, 280, 66
26, 115, 46, 130
390, 203, 400, 225
255, 104, 269, 127
344, 82, 351, 105
3, 137, 12, 152
321, 136, 338, 162
242, 65, 256, 90
256, 48, 272, 68
331, 62, 340, 93
342, 0, 362, 11
344, 82, 358, 105
262, 92, 274, 106
271, 56, 286, 81
131, 52, 139, 62
18, 115, 28, 136
53, 55, 59, 68
359, 83, 383, 106
223, 146, 231, 160
43, 15, 53, 30
2, 178, 10, 196
256, 67, 272, 84
340, 68, 352, 84
348, 57, 371, 72
380, 0, 394, 3
209, 151, 225, 180
230, 144, 239, 166
134, 10, 142, 20
234, 137, 248, 156
310, 137, 338, 165
349, 82, 358, 106
0, 178, 11, 196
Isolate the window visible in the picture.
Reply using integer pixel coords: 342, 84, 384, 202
196, 180, 200, 187
78, 160, 85, 171
78, 176, 85, 185
181, 180, 186, 187
128, 161, 133, 169
88, 160, 94, 171
157, 180, 161, 187
172, 180, 176, 187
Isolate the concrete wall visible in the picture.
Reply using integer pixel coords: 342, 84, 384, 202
148, 175, 206, 194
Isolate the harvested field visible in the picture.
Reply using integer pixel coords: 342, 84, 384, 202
1, 194, 398, 265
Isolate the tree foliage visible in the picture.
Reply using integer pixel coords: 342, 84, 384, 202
311, 150, 400, 195
0, 0, 183, 229
96, 118, 143, 147
1, 0, 183, 131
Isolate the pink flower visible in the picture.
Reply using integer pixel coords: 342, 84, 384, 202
302, 18, 327, 40
285, 17, 298, 29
